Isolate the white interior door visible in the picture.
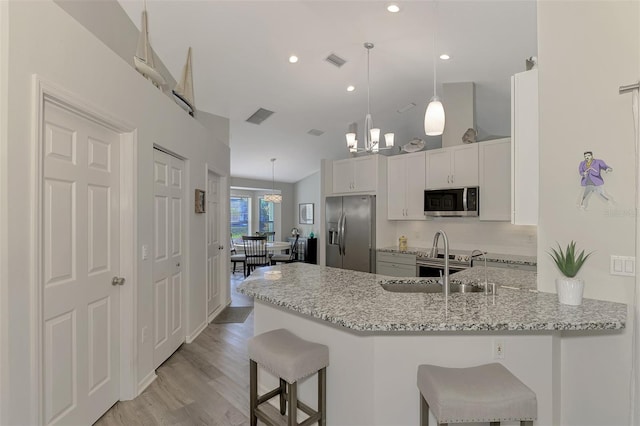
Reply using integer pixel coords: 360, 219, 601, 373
207, 172, 222, 319
153, 149, 185, 368
42, 102, 120, 425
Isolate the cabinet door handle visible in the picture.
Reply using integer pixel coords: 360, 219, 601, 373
451, 175, 454, 183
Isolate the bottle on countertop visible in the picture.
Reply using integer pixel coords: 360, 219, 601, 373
399, 235, 408, 252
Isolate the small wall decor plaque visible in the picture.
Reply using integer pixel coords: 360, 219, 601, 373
195, 189, 206, 213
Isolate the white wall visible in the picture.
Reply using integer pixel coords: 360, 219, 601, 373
0, 2, 8, 423
1, 1, 229, 423
537, 1, 638, 424
199, 110, 231, 148
293, 171, 321, 237
392, 220, 537, 255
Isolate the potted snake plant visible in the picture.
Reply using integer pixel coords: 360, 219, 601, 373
548, 241, 593, 305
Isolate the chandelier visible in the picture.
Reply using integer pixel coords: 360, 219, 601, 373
264, 158, 282, 203
346, 42, 395, 154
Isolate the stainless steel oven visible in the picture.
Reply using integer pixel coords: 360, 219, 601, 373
415, 253, 473, 278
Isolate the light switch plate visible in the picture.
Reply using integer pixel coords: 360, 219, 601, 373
610, 255, 635, 276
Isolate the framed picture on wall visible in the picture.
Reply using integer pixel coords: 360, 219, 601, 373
195, 189, 206, 213
299, 203, 314, 224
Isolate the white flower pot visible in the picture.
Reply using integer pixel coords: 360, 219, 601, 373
555, 277, 584, 306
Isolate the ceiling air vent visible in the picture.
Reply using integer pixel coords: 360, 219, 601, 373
307, 129, 324, 136
325, 53, 346, 68
246, 108, 274, 125
397, 103, 417, 114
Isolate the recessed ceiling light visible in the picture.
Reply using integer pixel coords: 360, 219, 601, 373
439, 54, 450, 60
347, 85, 355, 92
289, 55, 299, 63
387, 4, 400, 13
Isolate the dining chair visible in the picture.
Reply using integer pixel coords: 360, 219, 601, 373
256, 231, 276, 242
242, 235, 269, 276
230, 237, 246, 275
271, 234, 300, 265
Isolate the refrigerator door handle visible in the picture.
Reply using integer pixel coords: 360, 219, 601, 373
337, 212, 343, 256
340, 212, 346, 256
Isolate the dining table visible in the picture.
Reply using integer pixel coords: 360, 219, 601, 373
234, 240, 291, 253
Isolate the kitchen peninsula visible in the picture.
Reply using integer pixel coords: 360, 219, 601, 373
237, 263, 626, 425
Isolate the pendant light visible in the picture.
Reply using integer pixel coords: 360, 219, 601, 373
264, 158, 282, 203
346, 42, 395, 153
424, 2, 445, 136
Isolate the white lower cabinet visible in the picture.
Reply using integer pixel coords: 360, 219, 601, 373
387, 152, 426, 220
376, 251, 417, 277
479, 138, 511, 221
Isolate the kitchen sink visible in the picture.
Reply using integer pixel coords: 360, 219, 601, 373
380, 280, 485, 294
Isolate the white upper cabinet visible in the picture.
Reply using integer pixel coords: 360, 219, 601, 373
479, 138, 511, 221
511, 69, 539, 225
387, 152, 426, 220
332, 155, 377, 194
425, 144, 479, 189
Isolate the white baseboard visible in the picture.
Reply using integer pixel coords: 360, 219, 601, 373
207, 303, 227, 323
137, 370, 157, 395
186, 320, 207, 344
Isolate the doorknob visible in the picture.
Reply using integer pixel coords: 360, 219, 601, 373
111, 276, 126, 286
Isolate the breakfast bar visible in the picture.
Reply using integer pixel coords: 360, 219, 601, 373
237, 263, 627, 425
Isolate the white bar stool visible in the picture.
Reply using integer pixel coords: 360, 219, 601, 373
248, 328, 329, 426
417, 363, 537, 426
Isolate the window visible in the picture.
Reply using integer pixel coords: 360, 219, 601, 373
230, 196, 250, 239
259, 198, 274, 233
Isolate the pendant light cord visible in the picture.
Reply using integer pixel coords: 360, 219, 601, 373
367, 45, 371, 115
271, 158, 276, 194
433, 0, 438, 98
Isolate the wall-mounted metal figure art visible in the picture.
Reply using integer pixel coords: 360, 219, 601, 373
578, 151, 613, 209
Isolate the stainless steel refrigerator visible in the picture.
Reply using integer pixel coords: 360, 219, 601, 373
325, 195, 376, 273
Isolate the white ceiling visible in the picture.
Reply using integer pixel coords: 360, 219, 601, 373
117, 0, 537, 183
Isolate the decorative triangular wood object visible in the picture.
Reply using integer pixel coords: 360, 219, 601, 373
172, 47, 196, 117
133, 4, 166, 88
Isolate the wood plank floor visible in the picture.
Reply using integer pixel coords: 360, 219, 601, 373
95, 270, 286, 426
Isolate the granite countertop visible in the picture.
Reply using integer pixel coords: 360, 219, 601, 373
237, 263, 626, 333
377, 246, 537, 266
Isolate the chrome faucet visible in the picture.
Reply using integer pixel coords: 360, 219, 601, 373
471, 249, 489, 295
430, 232, 441, 258
432, 230, 450, 296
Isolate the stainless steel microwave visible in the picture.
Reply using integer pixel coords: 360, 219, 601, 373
423, 187, 479, 217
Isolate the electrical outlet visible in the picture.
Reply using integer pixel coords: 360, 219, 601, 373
610, 255, 635, 276
142, 326, 148, 343
493, 340, 505, 359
